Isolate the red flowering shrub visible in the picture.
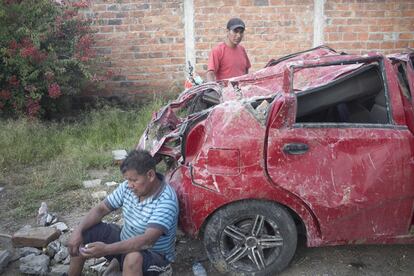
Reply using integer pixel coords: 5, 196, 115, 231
48, 83, 62, 99
0, 0, 101, 118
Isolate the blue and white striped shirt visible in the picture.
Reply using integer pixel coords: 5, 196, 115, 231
104, 174, 178, 262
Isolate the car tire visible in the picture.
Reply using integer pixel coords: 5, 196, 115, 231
203, 200, 297, 275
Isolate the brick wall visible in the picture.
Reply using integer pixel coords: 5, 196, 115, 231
83, 0, 186, 99
83, 0, 414, 99
324, 0, 414, 55
194, 0, 314, 73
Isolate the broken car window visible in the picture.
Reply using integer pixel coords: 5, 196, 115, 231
295, 63, 389, 125
397, 63, 412, 101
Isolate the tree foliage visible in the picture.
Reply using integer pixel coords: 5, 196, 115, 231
0, 0, 100, 117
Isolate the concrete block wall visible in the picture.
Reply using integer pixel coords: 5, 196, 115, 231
81, 0, 414, 98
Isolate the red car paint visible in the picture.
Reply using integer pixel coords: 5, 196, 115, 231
138, 46, 414, 248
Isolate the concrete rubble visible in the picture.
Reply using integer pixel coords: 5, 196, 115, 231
105, 181, 118, 187
2, 226, 114, 275
0, 249, 12, 273
1, 204, 124, 275
48, 264, 70, 276
46, 240, 61, 257
1, 174, 125, 274
50, 222, 69, 232
83, 179, 102, 188
12, 226, 60, 248
112, 149, 127, 164
53, 247, 69, 263
19, 254, 50, 275
92, 190, 108, 199
16, 247, 42, 258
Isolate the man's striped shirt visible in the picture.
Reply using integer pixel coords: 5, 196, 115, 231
104, 174, 178, 261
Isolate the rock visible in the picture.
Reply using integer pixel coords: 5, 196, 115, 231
105, 181, 118, 187
0, 249, 12, 273
37, 202, 49, 226
12, 226, 61, 248
19, 254, 49, 275
50, 222, 68, 232
87, 169, 109, 179
0, 186, 4, 192
0, 234, 13, 252
83, 179, 102, 188
102, 258, 121, 276
54, 246, 69, 263
84, 257, 106, 269
58, 231, 70, 247
63, 255, 70, 265
45, 213, 58, 226
16, 247, 42, 258
90, 260, 107, 273
176, 228, 185, 238
48, 264, 69, 276
112, 149, 127, 161
92, 190, 107, 199
46, 240, 61, 257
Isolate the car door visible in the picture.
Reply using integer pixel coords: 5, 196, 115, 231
392, 53, 414, 134
265, 58, 414, 244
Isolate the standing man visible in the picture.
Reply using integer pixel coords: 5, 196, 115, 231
67, 149, 178, 276
206, 18, 251, 82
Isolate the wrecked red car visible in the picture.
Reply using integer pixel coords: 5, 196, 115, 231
138, 46, 414, 275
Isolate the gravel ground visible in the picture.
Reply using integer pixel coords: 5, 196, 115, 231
173, 234, 414, 276
1, 216, 413, 275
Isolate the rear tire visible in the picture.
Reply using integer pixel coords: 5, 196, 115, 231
203, 200, 297, 275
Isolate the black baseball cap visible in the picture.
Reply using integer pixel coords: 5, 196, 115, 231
227, 18, 245, 31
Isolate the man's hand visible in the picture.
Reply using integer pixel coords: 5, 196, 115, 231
67, 201, 112, 257
67, 230, 83, 257
79, 242, 108, 259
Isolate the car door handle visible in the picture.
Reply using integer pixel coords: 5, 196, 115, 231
283, 143, 309, 155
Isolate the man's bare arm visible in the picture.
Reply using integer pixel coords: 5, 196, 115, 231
68, 201, 112, 256
206, 70, 216, 82
80, 227, 164, 258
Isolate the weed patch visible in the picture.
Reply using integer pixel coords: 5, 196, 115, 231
0, 99, 165, 221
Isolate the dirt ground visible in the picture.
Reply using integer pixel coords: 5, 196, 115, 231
1, 169, 413, 276
1, 209, 413, 276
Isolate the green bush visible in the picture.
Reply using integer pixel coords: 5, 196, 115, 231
0, 0, 103, 117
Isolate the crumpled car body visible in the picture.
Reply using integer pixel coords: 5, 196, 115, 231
138, 46, 414, 274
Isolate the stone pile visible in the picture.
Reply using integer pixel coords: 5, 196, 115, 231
0, 175, 122, 275
8, 225, 70, 275
1, 225, 110, 275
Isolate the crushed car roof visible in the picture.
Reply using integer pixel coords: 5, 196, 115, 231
137, 45, 407, 159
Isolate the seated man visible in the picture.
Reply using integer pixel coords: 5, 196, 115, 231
68, 149, 178, 276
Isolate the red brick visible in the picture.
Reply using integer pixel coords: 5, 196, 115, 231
368, 33, 384, 40
357, 33, 369, 41
395, 41, 409, 49
366, 42, 381, 49
115, 25, 129, 32
399, 33, 414, 40
381, 42, 395, 49
99, 26, 114, 33
402, 10, 414, 17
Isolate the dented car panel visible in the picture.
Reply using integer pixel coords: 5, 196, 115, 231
138, 47, 414, 252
